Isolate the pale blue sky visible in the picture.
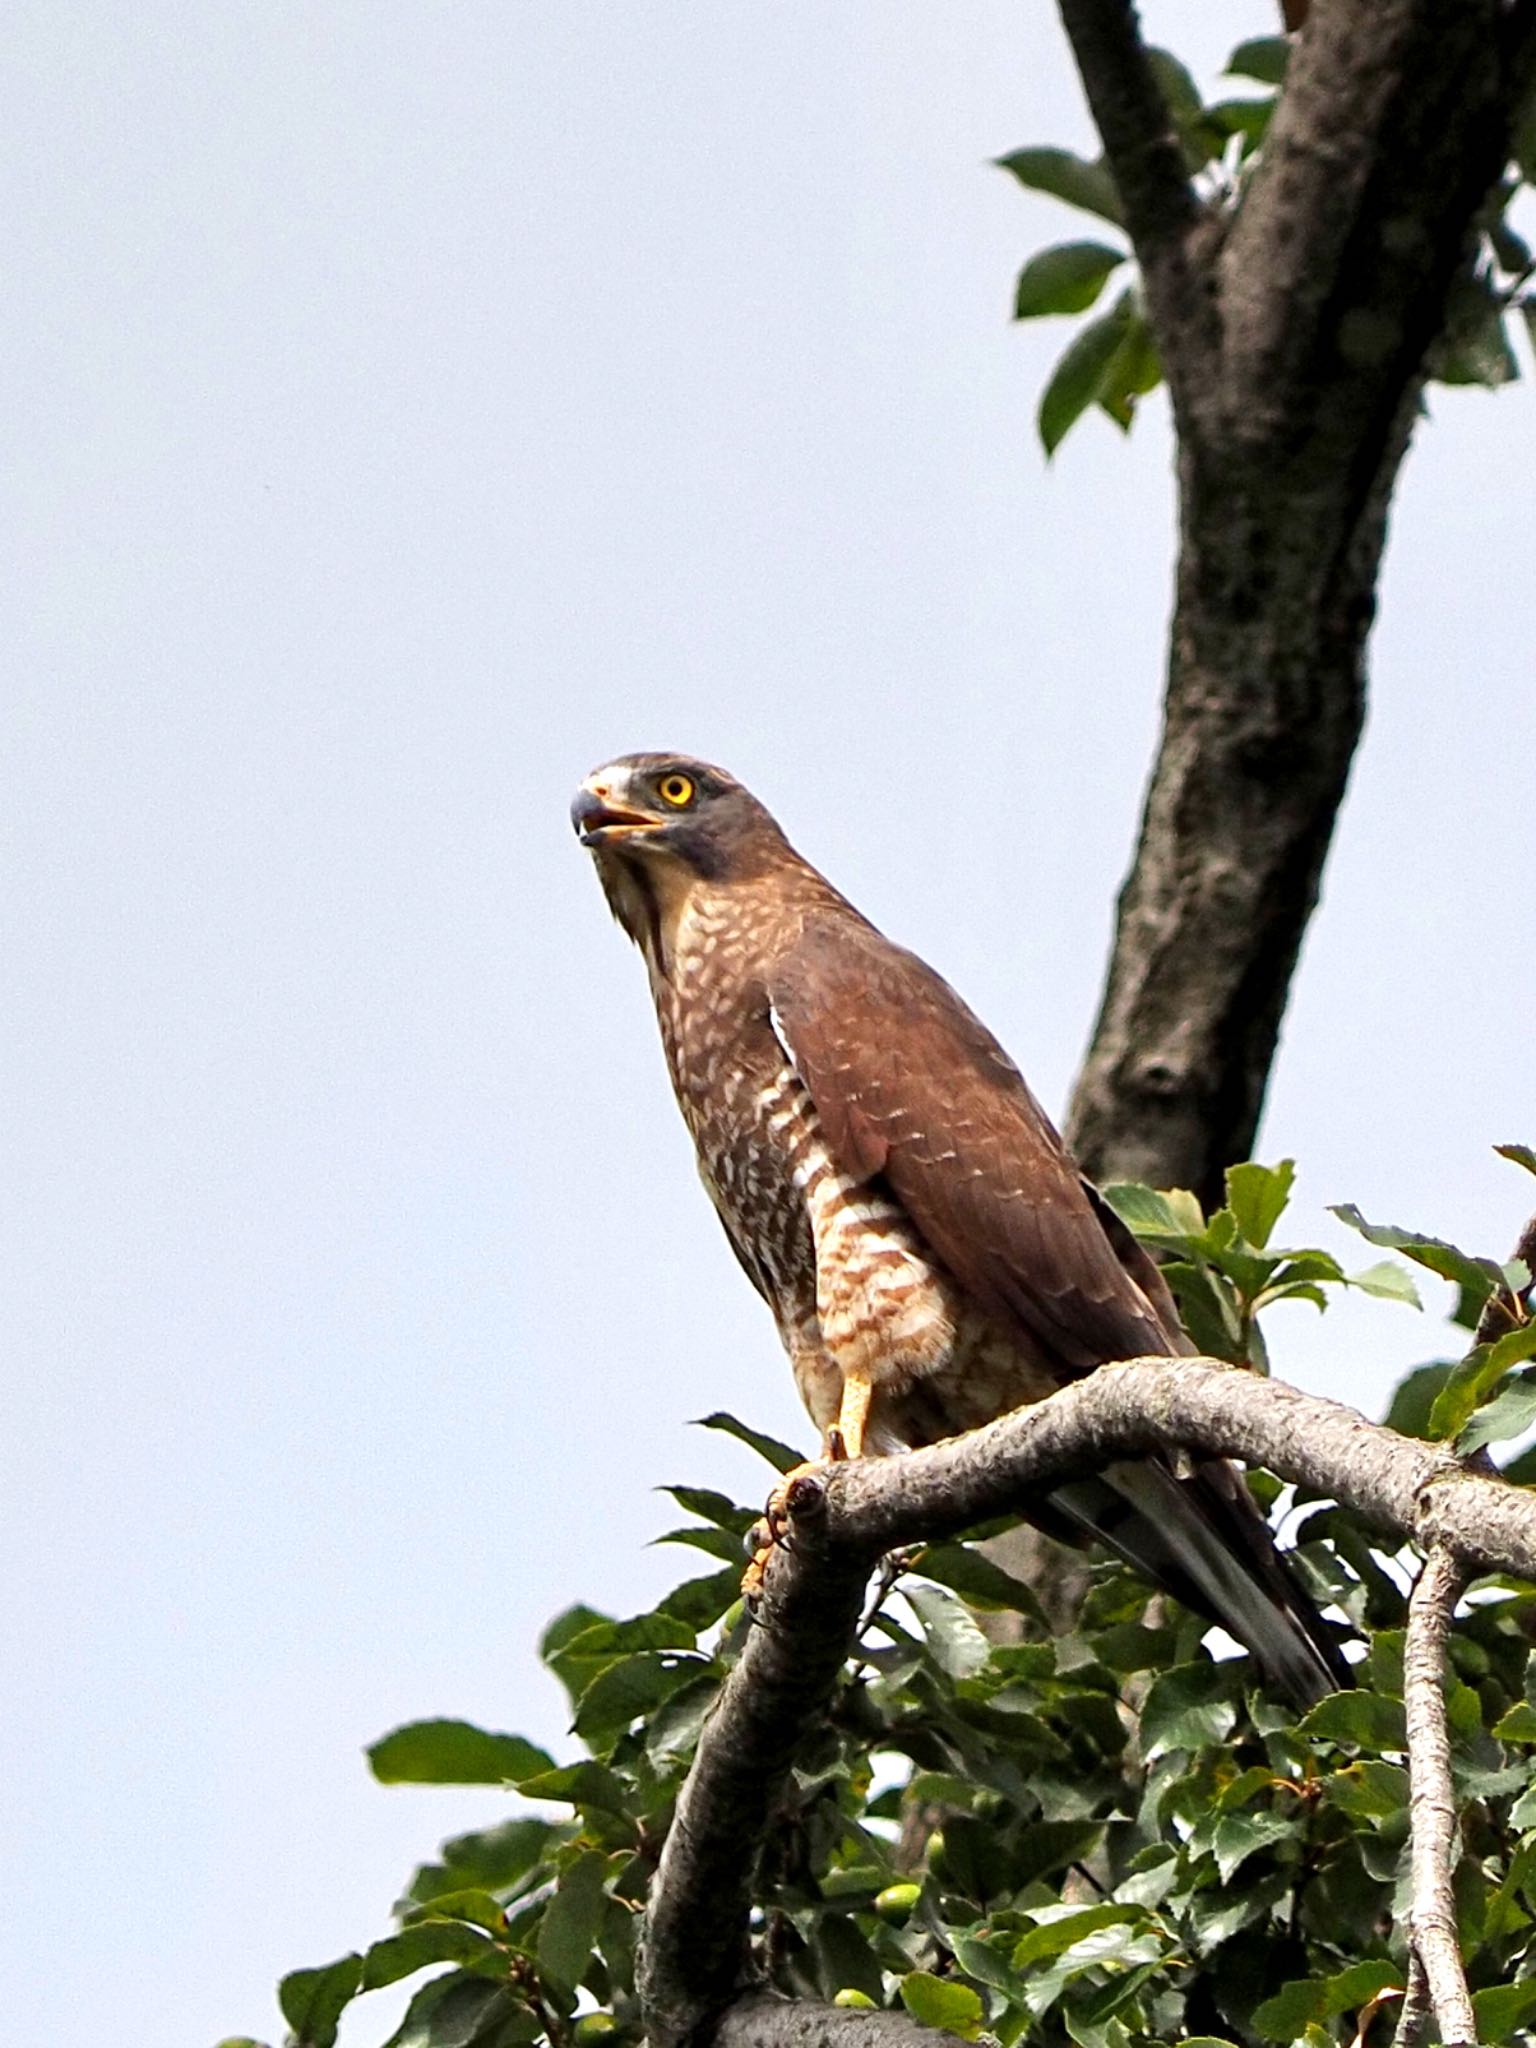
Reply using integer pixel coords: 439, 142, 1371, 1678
6, 5, 1533, 2043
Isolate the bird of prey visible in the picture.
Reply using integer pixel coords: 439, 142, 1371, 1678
572, 752, 1348, 1705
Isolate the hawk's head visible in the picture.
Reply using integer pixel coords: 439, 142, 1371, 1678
572, 753, 790, 951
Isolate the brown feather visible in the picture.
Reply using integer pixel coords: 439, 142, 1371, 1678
770, 914, 1170, 1375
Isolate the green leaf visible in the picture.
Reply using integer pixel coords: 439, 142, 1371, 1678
1459, 1367, 1536, 1453
407, 1819, 556, 1906
278, 1955, 363, 2048
994, 147, 1124, 226
1024, 1924, 1165, 2018
693, 1411, 802, 1472
656, 1567, 741, 1632
1381, 1360, 1454, 1438
1433, 288, 1520, 387
401, 1889, 510, 1934
951, 1930, 1026, 1994
1496, 1141, 1536, 1177
571, 1651, 712, 1744
1013, 1904, 1144, 1969
660, 1486, 758, 1536
516, 1761, 632, 1816
1299, 1690, 1407, 1752
1139, 1660, 1239, 1757
540, 1604, 613, 1665
1207, 97, 1277, 154
382, 1975, 539, 2048
1095, 309, 1163, 430
1330, 1206, 1503, 1303
905, 1580, 993, 1679
1013, 240, 1126, 319
1004, 1819, 1107, 1890
368, 1721, 555, 1787
645, 1671, 720, 1763
1473, 1978, 1536, 2035
1162, 1258, 1247, 1363
899, 1972, 985, 2038
1146, 47, 1202, 123
652, 1523, 742, 1563
1226, 36, 1290, 86
554, 1611, 697, 1667
1494, 1699, 1536, 1741
538, 1850, 608, 1993
1039, 301, 1132, 456
361, 1921, 501, 1992
1225, 1161, 1296, 1249
1323, 1758, 1409, 1820
1101, 1181, 1203, 1241
813, 1915, 888, 2006
1210, 1809, 1298, 1883
1253, 1961, 1399, 2038
1429, 1321, 1536, 1439
915, 1540, 1048, 1621
1348, 1260, 1422, 1307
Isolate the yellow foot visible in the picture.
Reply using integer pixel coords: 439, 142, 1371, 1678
740, 1434, 855, 1604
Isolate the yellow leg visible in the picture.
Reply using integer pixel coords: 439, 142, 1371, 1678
829, 1368, 874, 1463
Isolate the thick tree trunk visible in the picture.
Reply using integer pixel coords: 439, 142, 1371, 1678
1060, 0, 1536, 1205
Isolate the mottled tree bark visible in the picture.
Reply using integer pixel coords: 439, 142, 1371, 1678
1060, 0, 1536, 1204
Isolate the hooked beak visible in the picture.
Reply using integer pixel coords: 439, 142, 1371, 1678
571, 785, 666, 848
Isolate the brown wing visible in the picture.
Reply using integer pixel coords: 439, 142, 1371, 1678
770, 911, 1350, 1704
768, 914, 1173, 1374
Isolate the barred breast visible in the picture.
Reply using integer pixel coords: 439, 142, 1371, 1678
646, 889, 1059, 1455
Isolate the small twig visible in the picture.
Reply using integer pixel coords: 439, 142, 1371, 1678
1054, 0, 1214, 396
1473, 1209, 1536, 1344
1403, 1546, 1476, 2047
856, 1550, 913, 1642
1054, 0, 1201, 260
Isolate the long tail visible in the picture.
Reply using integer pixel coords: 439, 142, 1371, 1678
1048, 1456, 1350, 1709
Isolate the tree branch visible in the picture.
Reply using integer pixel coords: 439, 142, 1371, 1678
638, 1356, 1536, 2047
711, 1994, 967, 2048
1403, 1547, 1477, 2047
1054, 0, 1213, 394
1064, 1, 1536, 1204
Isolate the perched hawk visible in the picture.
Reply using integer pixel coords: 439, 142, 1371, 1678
573, 752, 1347, 1705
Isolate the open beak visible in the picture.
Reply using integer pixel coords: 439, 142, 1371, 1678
571, 787, 665, 848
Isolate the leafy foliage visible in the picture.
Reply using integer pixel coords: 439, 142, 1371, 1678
1000, 32, 1536, 452
246, 1160, 1536, 2048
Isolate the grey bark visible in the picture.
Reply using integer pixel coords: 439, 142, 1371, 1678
638, 1355, 1536, 2048
709, 1996, 966, 2048
1059, 0, 1536, 1205
1392, 1955, 1433, 2048
1403, 1548, 1478, 2047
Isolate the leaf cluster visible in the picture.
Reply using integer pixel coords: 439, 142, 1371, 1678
999, 35, 1536, 453
245, 1160, 1536, 2048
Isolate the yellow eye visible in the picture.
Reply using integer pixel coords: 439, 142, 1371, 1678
658, 772, 695, 808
